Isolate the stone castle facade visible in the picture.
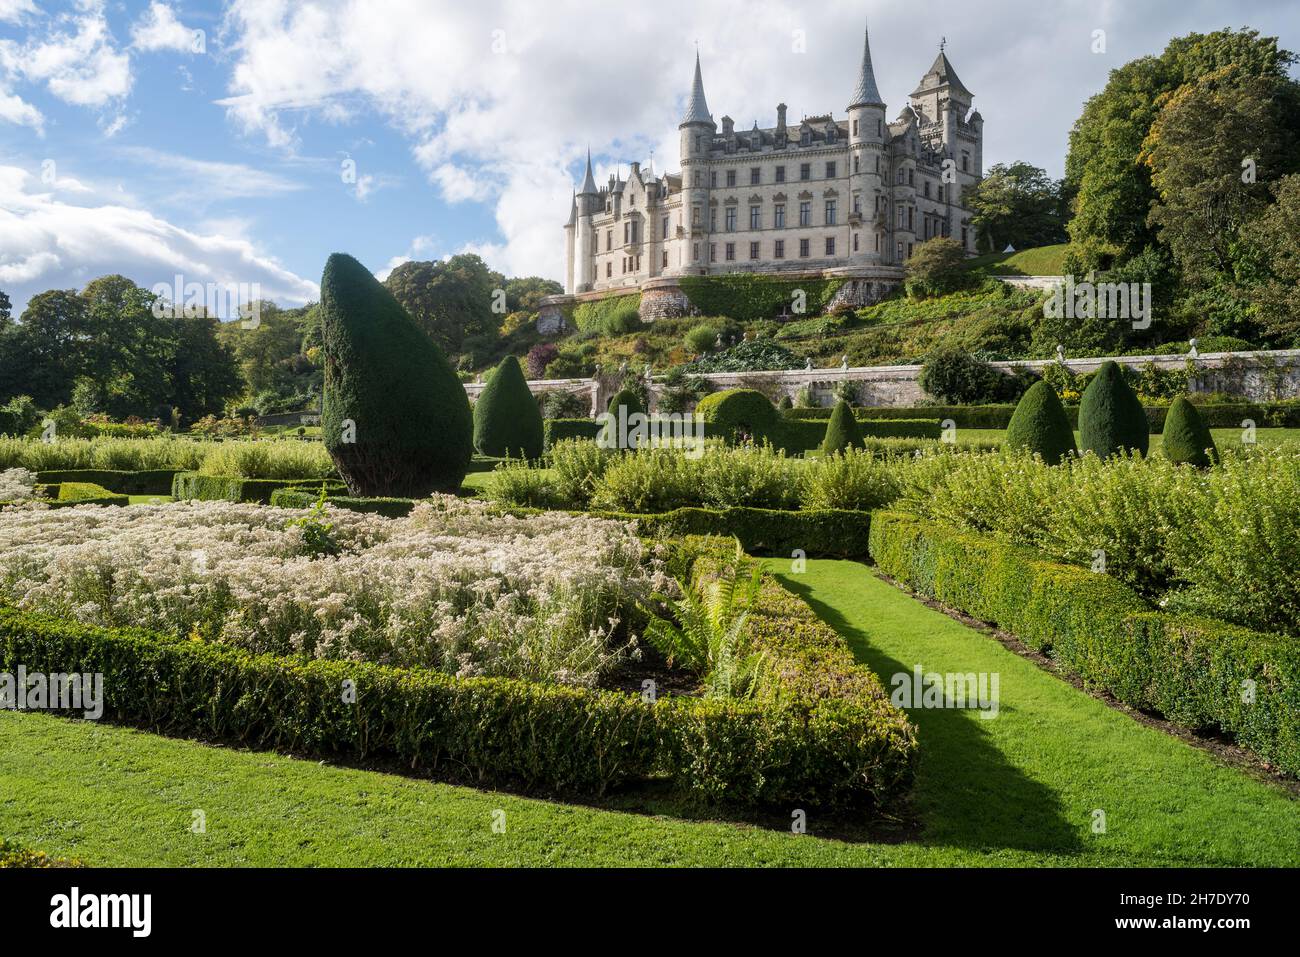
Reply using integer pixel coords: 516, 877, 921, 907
559, 20, 984, 316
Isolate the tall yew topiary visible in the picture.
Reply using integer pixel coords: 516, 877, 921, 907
821, 400, 863, 454
1161, 395, 1217, 467
1005, 381, 1077, 464
320, 252, 472, 497
1079, 360, 1149, 458
473, 355, 544, 459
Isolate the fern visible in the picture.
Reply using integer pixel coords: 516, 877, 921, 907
642, 543, 768, 699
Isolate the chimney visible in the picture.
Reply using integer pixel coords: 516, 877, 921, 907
776, 103, 787, 129
721, 115, 734, 136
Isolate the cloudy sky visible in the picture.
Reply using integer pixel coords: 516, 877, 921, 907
1, 0, 1297, 315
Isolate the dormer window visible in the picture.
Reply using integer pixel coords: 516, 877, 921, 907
826, 127, 836, 143
800, 131, 811, 146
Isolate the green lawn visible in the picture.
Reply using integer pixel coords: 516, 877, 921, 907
1, 560, 1295, 866
963, 243, 1069, 277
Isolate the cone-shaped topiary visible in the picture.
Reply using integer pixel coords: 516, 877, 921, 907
473, 355, 544, 459
320, 252, 472, 497
1161, 395, 1217, 467
778, 394, 794, 410
1005, 380, 1077, 464
1078, 360, 1149, 458
605, 387, 644, 417
821, 399, 864, 454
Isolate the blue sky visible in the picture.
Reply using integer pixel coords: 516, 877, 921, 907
2, 0, 1298, 316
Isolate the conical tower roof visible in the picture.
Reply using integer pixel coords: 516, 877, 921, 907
849, 19, 884, 108
680, 51, 715, 127
578, 148, 598, 195
911, 48, 972, 100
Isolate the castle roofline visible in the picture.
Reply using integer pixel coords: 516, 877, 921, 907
680, 50, 716, 127
910, 48, 972, 100
848, 19, 884, 109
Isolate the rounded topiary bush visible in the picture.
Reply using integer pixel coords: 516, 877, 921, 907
1005, 380, 1077, 464
1079, 360, 1149, 458
605, 387, 644, 417
1161, 395, 1217, 467
320, 252, 472, 497
684, 324, 717, 356
473, 355, 544, 459
821, 400, 863, 454
695, 389, 778, 445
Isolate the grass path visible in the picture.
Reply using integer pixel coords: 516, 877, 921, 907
1, 560, 1295, 866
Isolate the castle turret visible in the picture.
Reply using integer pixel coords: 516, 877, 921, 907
847, 19, 886, 265
678, 51, 715, 273
573, 148, 599, 292
563, 191, 577, 294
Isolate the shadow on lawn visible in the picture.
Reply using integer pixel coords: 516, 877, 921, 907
773, 571, 1085, 858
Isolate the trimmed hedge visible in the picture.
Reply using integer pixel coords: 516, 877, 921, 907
35, 468, 180, 496
1079, 360, 1149, 458
1162, 396, 1217, 467
47, 482, 128, 507
594, 506, 872, 559
543, 419, 602, 450
473, 355, 544, 459
270, 488, 416, 518
172, 472, 346, 504
785, 405, 1020, 427
777, 419, 941, 451
868, 510, 1300, 777
0, 568, 916, 809
1005, 381, 1076, 464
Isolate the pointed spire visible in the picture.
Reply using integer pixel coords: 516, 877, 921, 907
680, 50, 715, 127
912, 46, 972, 100
849, 18, 884, 109
578, 147, 597, 195
566, 191, 577, 226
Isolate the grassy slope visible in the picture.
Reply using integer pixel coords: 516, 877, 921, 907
1, 561, 1295, 866
964, 244, 1069, 277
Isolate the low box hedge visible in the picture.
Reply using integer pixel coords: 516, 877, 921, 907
544, 419, 603, 450
595, 506, 872, 559
785, 405, 1019, 429
775, 419, 941, 450
868, 510, 1300, 777
0, 561, 917, 810
51, 482, 129, 507
35, 468, 181, 496
172, 472, 346, 504
270, 487, 416, 517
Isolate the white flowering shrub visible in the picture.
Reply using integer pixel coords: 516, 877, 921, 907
0, 497, 657, 685
0, 468, 38, 502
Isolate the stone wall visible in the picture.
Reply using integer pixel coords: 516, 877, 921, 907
463, 375, 601, 417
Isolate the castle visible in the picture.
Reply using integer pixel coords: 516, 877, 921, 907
556, 20, 984, 321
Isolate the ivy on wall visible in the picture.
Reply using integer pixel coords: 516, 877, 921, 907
678, 275, 844, 323
572, 294, 641, 333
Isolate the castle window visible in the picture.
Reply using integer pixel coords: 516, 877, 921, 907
725, 242, 735, 261
897, 241, 903, 260
875, 233, 881, 252
908, 168, 914, 186
897, 168, 904, 185
726, 169, 736, 187
852, 119, 859, 136
775, 165, 786, 183
695, 135, 703, 151
853, 195, 861, 214
800, 131, 810, 146
799, 238, 810, 258
877, 119, 882, 136
749, 242, 760, 260
750, 167, 761, 185
825, 200, 836, 225
853, 155, 860, 174
606, 262, 612, 277
710, 171, 718, 188
624, 223, 629, 244
710, 243, 717, 262
750, 205, 761, 229
662, 216, 670, 239
827, 127, 836, 143
799, 201, 811, 226
875, 156, 880, 174
800, 163, 811, 181
962, 226, 968, 247
853, 232, 859, 252
692, 206, 701, 226
725, 207, 737, 231
908, 207, 914, 230
825, 237, 836, 256
962, 153, 970, 172
908, 242, 914, 258
774, 239, 785, 259
693, 242, 700, 261
774, 204, 786, 228
825, 161, 836, 178
662, 251, 668, 268
606, 230, 612, 251
710, 208, 717, 230
924, 181, 931, 198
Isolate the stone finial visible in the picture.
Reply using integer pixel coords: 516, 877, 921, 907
1189, 338, 1199, 358
840, 355, 849, 370
805, 357, 813, 370
1056, 344, 1066, 364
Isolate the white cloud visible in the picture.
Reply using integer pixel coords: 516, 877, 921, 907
0, 164, 318, 317
0, 0, 131, 108
117, 146, 305, 201
0, 0, 35, 25
0, 88, 43, 132
131, 2, 200, 54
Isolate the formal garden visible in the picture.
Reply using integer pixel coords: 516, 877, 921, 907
1, 251, 1297, 869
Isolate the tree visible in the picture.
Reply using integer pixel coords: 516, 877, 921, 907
0, 289, 10, 326
384, 254, 501, 356
1142, 66, 1300, 283
919, 346, 1011, 404
605, 387, 644, 417
1066, 28, 1296, 261
968, 162, 1067, 254
473, 355, 543, 459
1005, 381, 1076, 464
904, 238, 972, 298
320, 252, 473, 496
821, 400, 863, 454
0, 289, 91, 409
1079, 360, 1149, 458
1161, 396, 1217, 466
1239, 174, 1300, 345
504, 276, 563, 313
